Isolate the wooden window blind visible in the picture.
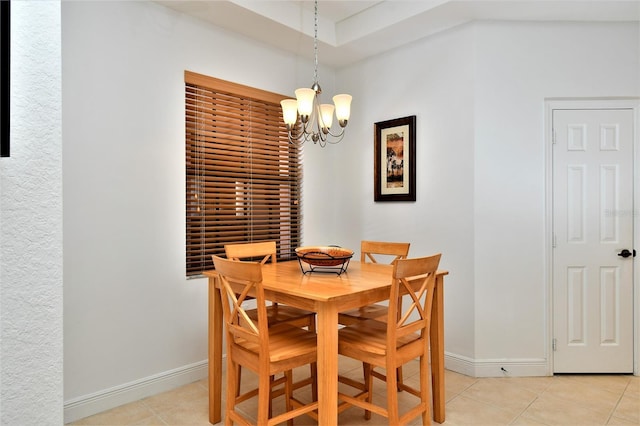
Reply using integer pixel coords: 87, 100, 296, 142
185, 71, 302, 276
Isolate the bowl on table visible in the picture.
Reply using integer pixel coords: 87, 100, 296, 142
295, 246, 354, 274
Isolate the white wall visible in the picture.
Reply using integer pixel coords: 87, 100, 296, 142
330, 25, 477, 360
60, 0, 639, 421
61, 1, 331, 421
473, 21, 639, 368
334, 20, 639, 376
0, 2, 63, 424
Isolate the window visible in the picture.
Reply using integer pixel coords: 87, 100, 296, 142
185, 71, 302, 276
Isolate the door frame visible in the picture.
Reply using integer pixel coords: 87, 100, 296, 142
545, 98, 640, 376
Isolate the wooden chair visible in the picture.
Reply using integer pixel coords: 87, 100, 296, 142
225, 241, 316, 330
338, 240, 410, 325
338, 240, 410, 388
212, 255, 319, 426
337, 253, 441, 425
223, 241, 317, 400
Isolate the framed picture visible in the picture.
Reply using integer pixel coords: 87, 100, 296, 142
1, 1, 9, 158
374, 115, 416, 202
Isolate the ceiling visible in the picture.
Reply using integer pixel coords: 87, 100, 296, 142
157, 0, 640, 68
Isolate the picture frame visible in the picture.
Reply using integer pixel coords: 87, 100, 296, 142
374, 115, 416, 202
1, 1, 9, 158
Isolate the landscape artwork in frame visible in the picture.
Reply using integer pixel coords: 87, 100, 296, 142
374, 115, 416, 202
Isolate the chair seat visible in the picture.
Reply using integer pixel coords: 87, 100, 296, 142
247, 304, 316, 326
338, 319, 422, 357
235, 324, 318, 364
338, 304, 388, 325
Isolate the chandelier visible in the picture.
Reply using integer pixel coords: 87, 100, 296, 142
280, 0, 352, 147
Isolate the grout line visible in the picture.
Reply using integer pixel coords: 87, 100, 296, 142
139, 398, 171, 426
510, 395, 548, 426
604, 390, 627, 425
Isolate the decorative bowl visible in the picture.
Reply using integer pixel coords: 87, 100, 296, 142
295, 246, 354, 267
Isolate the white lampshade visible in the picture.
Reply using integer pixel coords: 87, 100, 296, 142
333, 94, 352, 121
295, 88, 316, 117
319, 104, 334, 129
280, 99, 298, 126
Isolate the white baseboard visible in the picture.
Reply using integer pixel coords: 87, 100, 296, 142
63, 353, 550, 423
63, 360, 208, 424
444, 352, 551, 377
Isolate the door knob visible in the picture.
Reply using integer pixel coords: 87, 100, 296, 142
618, 249, 635, 258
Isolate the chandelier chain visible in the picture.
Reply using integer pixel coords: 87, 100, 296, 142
313, 0, 319, 84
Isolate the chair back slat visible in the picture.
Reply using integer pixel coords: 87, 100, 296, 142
361, 240, 410, 264
212, 255, 268, 349
225, 241, 277, 264
226, 282, 259, 337
387, 254, 441, 342
396, 277, 427, 326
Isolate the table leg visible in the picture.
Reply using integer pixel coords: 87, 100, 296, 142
209, 277, 223, 425
430, 275, 445, 423
316, 303, 339, 425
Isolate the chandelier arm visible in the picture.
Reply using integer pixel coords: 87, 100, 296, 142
286, 126, 344, 145
324, 127, 346, 139
324, 132, 346, 144
287, 128, 310, 145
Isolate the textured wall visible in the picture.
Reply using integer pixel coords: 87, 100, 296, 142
0, 2, 63, 424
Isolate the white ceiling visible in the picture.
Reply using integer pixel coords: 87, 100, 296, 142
157, 0, 640, 68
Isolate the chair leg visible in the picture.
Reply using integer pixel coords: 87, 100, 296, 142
396, 296, 404, 392
386, 363, 400, 424
257, 368, 271, 425
235, 365, 242, 397
226, 358, 238, 426
364, 363, 372, 420
310, 362, 318, 402
309, 317, 318, 401
397, 366, 404, 391
285, 370, 294, 426
268, 375, 275, 418
420, 354, 431, 425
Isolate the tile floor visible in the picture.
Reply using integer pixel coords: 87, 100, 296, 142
70, 356, 639, 425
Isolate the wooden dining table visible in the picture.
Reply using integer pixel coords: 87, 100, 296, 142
204, 260, 449, 425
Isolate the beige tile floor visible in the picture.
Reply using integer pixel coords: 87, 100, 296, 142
70, 356, 639, 425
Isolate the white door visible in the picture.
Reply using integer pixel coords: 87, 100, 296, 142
552, 108, 634, 373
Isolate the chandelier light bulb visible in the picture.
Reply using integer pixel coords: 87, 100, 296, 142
295, 88, 315, 119
319, 104, 334, 131
280, 99, 298, 126
333, 94, 352, 126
